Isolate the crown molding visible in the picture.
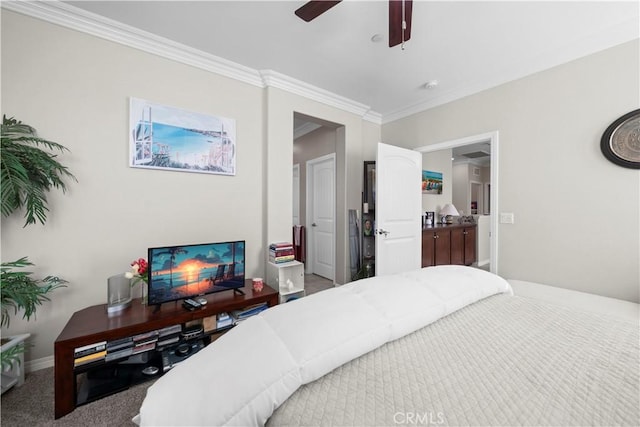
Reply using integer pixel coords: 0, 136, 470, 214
2, 0, 264, 88
260, 70, 377, 121
2, 0, 383, 124
293, 122, 322, 140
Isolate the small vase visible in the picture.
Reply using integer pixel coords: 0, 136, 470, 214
107, 275, 132, 314
140, 282, 147, 305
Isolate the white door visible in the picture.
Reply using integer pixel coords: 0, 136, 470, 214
376, 143, 422, 276
307, 154, 335, 280
292, 164, 300, 225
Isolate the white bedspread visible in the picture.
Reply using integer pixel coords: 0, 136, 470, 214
268, 293, 640, 426
136, 266, 511, 426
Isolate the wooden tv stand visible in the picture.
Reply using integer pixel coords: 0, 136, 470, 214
54, 280, 278, 419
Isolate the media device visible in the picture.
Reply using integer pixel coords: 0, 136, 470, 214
147, 241, 245, 306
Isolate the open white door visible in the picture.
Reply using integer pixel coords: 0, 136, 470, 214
375, 143, 422, 276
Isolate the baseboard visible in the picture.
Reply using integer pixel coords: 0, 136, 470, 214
26, 355, 54, 373
477, 259, 490, 267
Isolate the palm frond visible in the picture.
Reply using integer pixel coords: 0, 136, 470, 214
1, 343, 26, 371
0, 257, 67, 328
0, 115, 77, 226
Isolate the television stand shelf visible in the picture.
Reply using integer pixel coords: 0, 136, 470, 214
54, 280, 278, 419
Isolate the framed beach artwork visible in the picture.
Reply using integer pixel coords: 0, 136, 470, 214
422, 170, 443, 194
129, 98, 236, 175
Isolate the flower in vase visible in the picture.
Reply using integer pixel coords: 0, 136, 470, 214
125, 258, 148, 287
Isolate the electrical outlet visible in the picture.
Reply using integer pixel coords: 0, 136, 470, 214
499, 212, 514, 224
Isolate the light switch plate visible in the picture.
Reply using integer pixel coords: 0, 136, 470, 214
500, 212, 515, 224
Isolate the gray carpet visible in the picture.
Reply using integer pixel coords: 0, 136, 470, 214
1, 278, 335, 426
1, 367, 153, 426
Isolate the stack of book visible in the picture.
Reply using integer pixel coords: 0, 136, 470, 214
74, 341, 107, 367
231, 303, 269, 323
156, 324, 182, 349
216, 312, 233, 329
105, 337, 134, 362
131, 330, 159, 355
269, 242, 295, 263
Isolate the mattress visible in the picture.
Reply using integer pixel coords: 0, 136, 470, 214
268, 293, 640, 426
135, 267, 639, 426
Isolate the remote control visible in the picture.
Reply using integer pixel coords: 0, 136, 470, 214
183, 298, 201, 310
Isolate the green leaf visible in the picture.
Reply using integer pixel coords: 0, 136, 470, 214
1, 257, 67, 328
1, 115, 77, 226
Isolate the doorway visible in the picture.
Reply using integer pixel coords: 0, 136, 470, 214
416, 131, 499, 274
306, 154, 336, 280
293, 113, 342, 283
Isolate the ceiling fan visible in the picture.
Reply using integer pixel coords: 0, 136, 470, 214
295, 0, 413, 48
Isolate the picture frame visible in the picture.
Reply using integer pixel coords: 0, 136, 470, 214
129, 97, 237, 175
422, 170, 443, 194
425, 211, 435, 226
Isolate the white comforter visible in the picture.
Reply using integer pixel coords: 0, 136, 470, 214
136, 266, 511, 426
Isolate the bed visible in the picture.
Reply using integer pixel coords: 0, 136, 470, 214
135, 266, 639, 426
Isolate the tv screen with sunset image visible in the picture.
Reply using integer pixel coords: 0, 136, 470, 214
147, 241, 245, 306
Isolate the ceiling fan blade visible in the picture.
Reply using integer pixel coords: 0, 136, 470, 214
389, 0, 413, 47
295, 1, 342, 22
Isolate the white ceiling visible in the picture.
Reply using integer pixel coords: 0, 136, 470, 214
61, 1, 638, 121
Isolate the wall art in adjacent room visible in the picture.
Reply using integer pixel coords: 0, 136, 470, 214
422, 170, 443, 194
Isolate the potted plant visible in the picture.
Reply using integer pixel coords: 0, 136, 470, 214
1, 258, 66, 370
1, 115, 76, 374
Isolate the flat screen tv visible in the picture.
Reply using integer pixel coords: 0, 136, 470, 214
147, 241, 245, 306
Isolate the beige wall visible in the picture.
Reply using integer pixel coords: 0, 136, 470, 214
0, 11, 374, 363
1, 11, 266, 362
383, 40, 640, 302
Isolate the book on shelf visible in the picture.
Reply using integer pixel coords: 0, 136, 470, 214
104, 347, 134, 362
269, 250, 295, 258
74, 341, 107, 358
231, 303, 269, 322
74, 350, 107, 367
106, 337, 133, 353
132, 341, 156, 355
269, 246, 294, 253
132, 330, 159, 343
269, 242, 293, 249
157, 324, 182, 338
156, 334, 180, 348
269, 254, 295, 263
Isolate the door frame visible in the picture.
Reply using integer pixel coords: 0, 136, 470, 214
415, 131, 499, 274
305, 153, 336, 280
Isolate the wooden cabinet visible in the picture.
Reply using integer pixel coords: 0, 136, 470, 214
422, 228, 451, 267
451, 226, 477, 266
54, 281, 278, 419
422, 223, 477, 267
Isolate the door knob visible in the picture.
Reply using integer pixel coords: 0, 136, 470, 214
377, 228, 390, 236
312, 223, 317, 227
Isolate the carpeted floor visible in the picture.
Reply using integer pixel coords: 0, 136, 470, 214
1, 276, 335, 426
1, 366, 152, 426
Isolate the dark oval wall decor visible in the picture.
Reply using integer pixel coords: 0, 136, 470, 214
600, 109, 640, 169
